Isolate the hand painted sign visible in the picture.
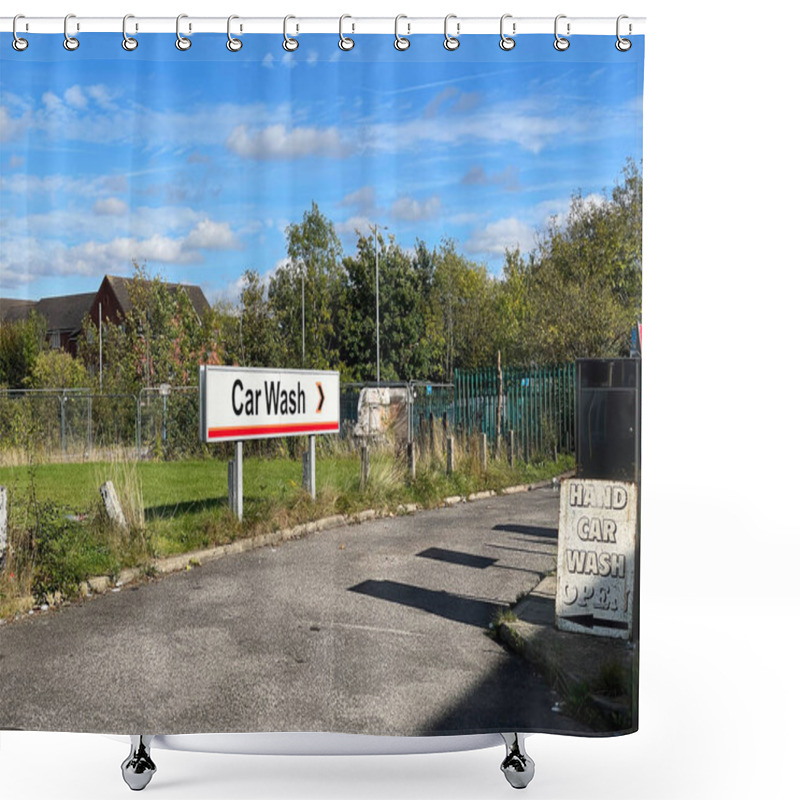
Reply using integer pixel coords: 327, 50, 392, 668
199, 366, 340, 443
555, 478, 637, 640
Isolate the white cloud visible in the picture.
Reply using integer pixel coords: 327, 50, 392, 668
340, 185, 378, 216
461, 165, 520, 191
8, 155, 24, 169
64, 85, 88, 109
0, 106, 29, 142
41, 92, 62, 111
465, 217, 537, 256
1, 211, 243, 289
390, 195, 442, 222
93, 197, 129, 216
226, 123, 350, 160
335, 215, 373, 239
184, 219, 240, 250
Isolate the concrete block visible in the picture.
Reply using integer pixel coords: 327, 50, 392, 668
99, 481, 128, 531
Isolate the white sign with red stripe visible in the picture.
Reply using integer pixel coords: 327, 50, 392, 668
199, 365, 340, 443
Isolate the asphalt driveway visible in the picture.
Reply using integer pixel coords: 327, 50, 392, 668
0, 487, 583, 736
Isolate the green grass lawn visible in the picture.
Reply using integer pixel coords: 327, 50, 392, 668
0, 448, 573, 613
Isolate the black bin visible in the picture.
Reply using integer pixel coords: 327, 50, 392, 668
575, 358, 641, 482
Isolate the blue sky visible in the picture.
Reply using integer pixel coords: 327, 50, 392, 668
0, 33, 643, 304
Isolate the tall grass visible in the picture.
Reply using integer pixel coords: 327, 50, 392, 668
1, 446, 573, 618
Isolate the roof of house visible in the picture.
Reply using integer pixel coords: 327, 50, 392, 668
1, 276, 211, 338
0, 298, 36, 324
104, 275, 211, 320
35, 292, 97, 333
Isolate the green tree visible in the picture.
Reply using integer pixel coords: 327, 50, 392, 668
338, 233, 438, 382
0, 311, 46, 389
429, 242, 503, 380
28, 349, 89, 389
270, 202, 344, 369
528, 160, 642, 363
237, 269, 284, 368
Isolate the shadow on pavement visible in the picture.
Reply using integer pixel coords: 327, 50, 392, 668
348, 580, 502, 628
416, 547, 497, 570
492, 524, 558, 539
423, 646, 588, 735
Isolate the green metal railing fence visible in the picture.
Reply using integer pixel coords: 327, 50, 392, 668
454, 364, 576, 456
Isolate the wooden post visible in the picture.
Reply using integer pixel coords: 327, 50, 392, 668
360, 445, 370, 489
479, 433, 488, 473
507, 429, 515, 468
99, 481, 128, 531
446, 436, 455, 475
0, 486, 7, 570
407, 440, 416, 480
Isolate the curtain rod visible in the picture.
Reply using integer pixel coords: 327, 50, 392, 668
1, 16, 645, 36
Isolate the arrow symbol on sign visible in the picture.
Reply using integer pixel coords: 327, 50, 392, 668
561, 613, 629, 631
316, 382, 325, 413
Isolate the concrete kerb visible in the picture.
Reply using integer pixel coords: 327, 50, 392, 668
56, 470, 577, 606
494, 572, 635, 731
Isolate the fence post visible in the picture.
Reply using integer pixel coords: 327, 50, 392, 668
446, 436, 455, 475
360, 445, 370, 489
87, 395, 93, 456
428, 412, 435, 455
60, 394, 66, 456
479, 433, 488, 473
407, 440, 416, 480
134, 393, 141, 459
507, 429, 515, 468
0, 486, 7, 570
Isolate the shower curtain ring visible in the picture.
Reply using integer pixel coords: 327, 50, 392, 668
227, 15, 243, 51
176, 14, 191, 51
394, 15, 410, 50
339, 15, 354, 50
499, 14, 515, 50
283, 15, 299, 51
554, 14, 570, 51
444, 14, 460, 51
122, 15, 138, 51
616, 15, 632, 51
12, 14, 28, 51
64, 13, 79, 51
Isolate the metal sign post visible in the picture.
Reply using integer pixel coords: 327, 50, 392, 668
200, 366, 340, 516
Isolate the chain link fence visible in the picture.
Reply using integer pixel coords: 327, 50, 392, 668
2, 367, 576, 464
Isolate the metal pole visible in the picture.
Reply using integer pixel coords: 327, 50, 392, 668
309, 434, 316, 500
374, 226, 380, 385
236, 440, 243, 521
60, 394, 66, 455
99, 300, 103, 391
301, 269, 305, 366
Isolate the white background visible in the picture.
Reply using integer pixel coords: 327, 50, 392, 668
2, 1, 798, 798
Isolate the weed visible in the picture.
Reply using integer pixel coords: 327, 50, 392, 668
593, 660, 629, 697
492, 607, 518, 627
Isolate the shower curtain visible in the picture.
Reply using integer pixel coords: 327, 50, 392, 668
0, 24, 643, 741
